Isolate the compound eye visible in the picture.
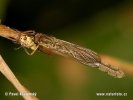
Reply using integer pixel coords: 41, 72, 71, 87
23, 36, 27, 40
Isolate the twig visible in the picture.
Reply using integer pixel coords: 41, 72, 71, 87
0, 55, 38, 100
101, 54, 133, 76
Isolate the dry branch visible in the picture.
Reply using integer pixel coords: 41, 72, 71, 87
101, 54, 133, 76
0, 55, 38, 100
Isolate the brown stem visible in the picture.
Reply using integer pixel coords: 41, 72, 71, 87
0, 25, 20, 41
101, 54, 133, 76
0, 55, 38, 100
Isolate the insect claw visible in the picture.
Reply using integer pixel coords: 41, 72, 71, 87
14, 46, 22, 50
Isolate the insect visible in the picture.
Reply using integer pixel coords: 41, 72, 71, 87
18, 31, 124, 78
0, 25, 124, 78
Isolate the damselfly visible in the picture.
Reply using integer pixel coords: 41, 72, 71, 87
0, 25, 124, 78
18, 31, 124, 78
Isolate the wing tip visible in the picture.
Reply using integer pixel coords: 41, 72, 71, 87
97, 63, 125, 78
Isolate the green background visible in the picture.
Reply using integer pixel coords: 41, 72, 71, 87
0, 0, 133, 100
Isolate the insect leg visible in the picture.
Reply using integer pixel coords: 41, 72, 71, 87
22, 45, 39, 55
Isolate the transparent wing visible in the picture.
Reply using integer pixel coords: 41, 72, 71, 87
35, 33, 124, 78
36, 33, 101, 67
53, 39, 101, 67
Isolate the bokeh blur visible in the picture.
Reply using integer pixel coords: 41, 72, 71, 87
0, 0, 133, 100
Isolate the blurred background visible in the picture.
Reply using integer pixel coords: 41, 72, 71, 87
0, 0, 133, 100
